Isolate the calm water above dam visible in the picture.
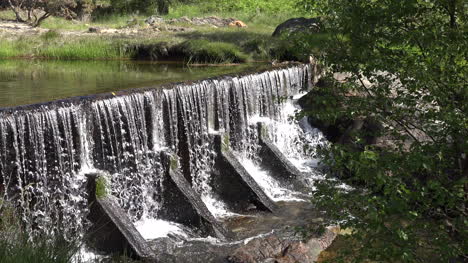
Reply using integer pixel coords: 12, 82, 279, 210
0, 59, 266, 108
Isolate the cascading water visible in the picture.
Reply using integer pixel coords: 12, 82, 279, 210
89, 91, 165, 221
0, 64, 320, 246
0, 105, 89, 241
268, 93, 328, 172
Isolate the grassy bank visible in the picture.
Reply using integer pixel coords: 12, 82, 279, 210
0, 28, 323, 63
0, 0, 323, 63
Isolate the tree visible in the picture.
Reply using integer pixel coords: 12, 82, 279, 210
7, 0, 79, 27
297, 0, 467, 262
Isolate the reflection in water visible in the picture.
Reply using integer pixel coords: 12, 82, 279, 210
0, 59, 266, 108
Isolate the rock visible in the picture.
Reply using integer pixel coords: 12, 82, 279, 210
126, 18, 139, 27
272, 17, 321, 37
228, 228, 337, 263
179, 16, 192, 23
145, 15, 164, 25
88, 27, 101, 33
229, 20, 247, 28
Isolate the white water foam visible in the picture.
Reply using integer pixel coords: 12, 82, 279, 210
239, 158, 304, 202
134, 218, 188, 240
246, 93, 329, 193
72, 245, 107, 263
202, 194, 241, 218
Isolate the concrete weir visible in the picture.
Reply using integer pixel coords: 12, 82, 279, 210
212, 134, 277, 213
257, 122, 305, 181
159, 152, 229, 239
0, 64, 336, 262
86, 174, 155, 260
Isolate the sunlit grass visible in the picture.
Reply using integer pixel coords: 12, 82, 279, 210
38, 38, 125, 60
0, 0, 324, 63
0, 41, 21, 58
0, 9, 16, 20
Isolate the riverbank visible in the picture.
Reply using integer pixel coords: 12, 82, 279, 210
0, 8, 322, 63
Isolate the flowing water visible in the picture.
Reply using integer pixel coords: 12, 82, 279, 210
0, 63, 326, 254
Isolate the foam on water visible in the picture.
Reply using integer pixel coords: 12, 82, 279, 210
135, 217, 189, 240
202, 194, 241, 218
240, 158, 304, 202
72, 245, 107, 263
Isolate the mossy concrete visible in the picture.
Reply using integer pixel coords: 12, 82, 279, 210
86, 173, 154, 260
257, 122, 304, 181
159, 152, 230, 239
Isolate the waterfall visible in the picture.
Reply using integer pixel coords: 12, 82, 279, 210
0, 104, 88, 240
0, 64, 316, 241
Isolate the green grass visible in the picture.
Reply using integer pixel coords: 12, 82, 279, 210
177, 39, 249, 63
0, 41, 23, 58
40, 29, 61, 41
38, 38, 124, 60
0, 0, 326, 63
40, 16, 89, 31
167, 0, 304, 25
0, 9, 16, 20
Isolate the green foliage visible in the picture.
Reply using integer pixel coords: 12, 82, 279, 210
270, 32, 330, 62
95, 176, 108, 199
177, 39, 249, 63
298, 0, 467, 262
109, 0, 171, 15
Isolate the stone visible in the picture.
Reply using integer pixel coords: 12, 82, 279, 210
88, 27, 101, 33
272, 17, 321, 37
228, 228, 337, 263
179, 16, 192, 23
145, 15, 164, 25
229, 20, 247, 27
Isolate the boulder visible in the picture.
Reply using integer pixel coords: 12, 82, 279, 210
228, 228, 337, 263
145, 15, 164, 25
272, 17, 321, 37
88, 27, 101, 33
